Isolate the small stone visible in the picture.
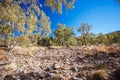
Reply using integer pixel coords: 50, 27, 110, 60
71, 77, 78, 80
4, 75, 16, 80
114, 62, 119, 65
71, 77, 84, 80
16, 69, 23, 73
78, 78, 85, 80
66, 61, 70, 64
66, 59, 69, 61
31, 66, 35, 70
53, 63, 61, 69
46, 72, 55, 77
71, 67, 78, 72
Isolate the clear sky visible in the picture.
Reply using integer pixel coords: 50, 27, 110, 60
41, 0, 120, 36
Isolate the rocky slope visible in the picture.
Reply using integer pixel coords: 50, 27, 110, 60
0, 45, 120, 80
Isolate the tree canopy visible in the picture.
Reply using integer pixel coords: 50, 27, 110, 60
54, 23, 74, 46
0, 0, 75, 49
77, 23, 91, 45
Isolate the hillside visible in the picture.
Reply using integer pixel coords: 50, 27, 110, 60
0, 45, 120, 80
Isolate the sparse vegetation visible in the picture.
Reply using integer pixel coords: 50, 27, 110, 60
77, 23, 92, 45
0, 0, 120, 80
91, 70, 108, 80
96, 63, 106, 69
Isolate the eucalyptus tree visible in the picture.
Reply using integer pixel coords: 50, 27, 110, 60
17, 0, 75, 14
77, 23, 91, 45
54, 23, 74, 46
0, 0, 75, 35
0, 0, 26, 50
0, 0, 75, 49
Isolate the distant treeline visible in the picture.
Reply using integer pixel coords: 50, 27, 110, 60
0, 23, 120, 52
16, 23, 120, 47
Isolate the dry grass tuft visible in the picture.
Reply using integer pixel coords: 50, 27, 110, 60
91, 70, 108, 80
0, 48, 8, 60
0, 55, 8, 60
5, 61, 17, 71
86, 44, 120, 55
0, 49, 6, 54
12, 46, 39, 56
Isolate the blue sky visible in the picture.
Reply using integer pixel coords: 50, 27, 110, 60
41, 0, 120, 36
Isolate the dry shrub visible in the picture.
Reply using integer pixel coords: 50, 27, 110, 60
0, 55, 8, 60
112, 66, 120, 80
91, 70, 108, 80
107, 46, 120, 55
12, 46, 23, 54
88, 44, 120, 55
0, 49, 6, 54
85, 45, 96, 51
0, 49, 8, 60
98, 44, 120, 54
12, 46, 39, 56
83, 45, 108, 53
95, 45, 108, 54
85, 52, 91, 57
49, 46, 63, 49
5, 61, 17, 71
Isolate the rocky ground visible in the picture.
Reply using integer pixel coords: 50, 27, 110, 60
0, 45, 120, 80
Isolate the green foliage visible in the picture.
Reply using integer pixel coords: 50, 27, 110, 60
77, 23, 92, 45
39, 11, 51, 36
107, 32, 120, 44
37, 37, 51, 46
0, 0, 76, 49
54, 23, 74, 46
16, 0, 75, 14
96, 33, 108, 44
45, 0, 75, 14
66, 37, 78, 46
96, 63, 106, 69
87, 33, 97, 45
0, 1, 25, 51
1, 0, 120, 48
16, 35, 34, 47
95, 32, 120, 45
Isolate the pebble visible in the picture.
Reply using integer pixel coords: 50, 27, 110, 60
71, 67, 79, 72
46, 72, 55, 77
71, 77, 85, 80
54, 63, 61, 69
1, 46, 120, 80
